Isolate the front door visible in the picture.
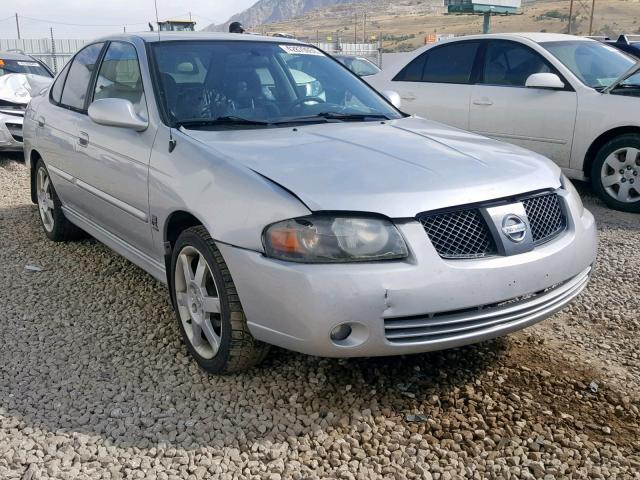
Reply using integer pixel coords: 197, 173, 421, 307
75, 41, 155, 255
469, 40, 577, 166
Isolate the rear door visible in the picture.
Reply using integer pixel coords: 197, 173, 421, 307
387, 40, 481, 130
37, 43, 105, 207
469, 40, 577, 166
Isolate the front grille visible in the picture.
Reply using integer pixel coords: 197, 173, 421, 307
418, 209, 497, 259
522, 193, 566, 244
384, 266, 591, 344
418, 192, 567, 259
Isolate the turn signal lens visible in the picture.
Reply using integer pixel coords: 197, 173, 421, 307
263, 215, 408, 263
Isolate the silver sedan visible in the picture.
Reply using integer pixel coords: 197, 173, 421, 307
23, 33, 597, 373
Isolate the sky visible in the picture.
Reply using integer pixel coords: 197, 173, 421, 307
0, 0, 258, 39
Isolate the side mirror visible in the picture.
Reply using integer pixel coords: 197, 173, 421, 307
381, 89, 402, 109
525, 73, 565, 90
88, 98, 148, 131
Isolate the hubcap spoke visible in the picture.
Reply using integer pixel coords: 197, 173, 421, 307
604, 153, 621, 170
202, 296, 220, 314
602, 174, 620, 188
201, 320, 220, 352
617, 182, 632, 202
625, 148, 639, 166
179, 253, 194, 286
194, 256, 207, 288
190, 322, 203, 347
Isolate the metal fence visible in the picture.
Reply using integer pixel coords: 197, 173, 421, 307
312, 42, 381, 66
0, 38, 87, 73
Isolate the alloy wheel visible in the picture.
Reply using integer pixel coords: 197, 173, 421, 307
600, 147, 640, 203
36, 166, 55, 232
174, 246, 222, 359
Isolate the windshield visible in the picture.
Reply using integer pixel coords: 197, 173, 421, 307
0, 58, 52, 77
339, 57, 381, 76
151, 41, 401, 128
541, 40, 638, 89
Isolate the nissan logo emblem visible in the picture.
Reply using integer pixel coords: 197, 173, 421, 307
501, 214, 527, 243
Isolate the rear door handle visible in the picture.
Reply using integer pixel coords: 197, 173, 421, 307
78, 131, 89, 147
401, 94, 416, 101
473, 98, 493, 106
37, 116, 45, 127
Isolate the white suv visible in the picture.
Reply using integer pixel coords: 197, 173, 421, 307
369, 33, 640, 212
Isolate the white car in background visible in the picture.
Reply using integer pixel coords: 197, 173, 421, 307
369, 33, 640, 212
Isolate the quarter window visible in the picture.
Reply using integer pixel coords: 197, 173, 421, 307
93, 42, 147, 118
394, 41, 479, 84
50, 62, 71, 104
60, 43, 104, 110
482, 41, 553, 87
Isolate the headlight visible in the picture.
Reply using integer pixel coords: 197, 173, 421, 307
560, 173, 584, 214
263, 215, 408, 263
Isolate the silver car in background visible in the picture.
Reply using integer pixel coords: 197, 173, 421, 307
23, 33, 597, 374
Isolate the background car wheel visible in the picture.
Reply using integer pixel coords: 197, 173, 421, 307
35, 159, 84, 241
591, 134, 640, 213
170, 225, 269, 374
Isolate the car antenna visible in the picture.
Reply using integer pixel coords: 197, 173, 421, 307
154, 0, 161, 41
169, 128, 177, 152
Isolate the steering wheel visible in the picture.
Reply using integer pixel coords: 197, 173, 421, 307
290, 96, 326, 108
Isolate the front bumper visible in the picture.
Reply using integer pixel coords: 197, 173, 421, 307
219, 191, 597, 357
0, 113, 24, 151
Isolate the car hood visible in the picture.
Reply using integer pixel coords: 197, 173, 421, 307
182, 116, 561, 218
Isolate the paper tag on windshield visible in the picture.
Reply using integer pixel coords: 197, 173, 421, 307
279, 45, 323, 56
17, 61, 40, 67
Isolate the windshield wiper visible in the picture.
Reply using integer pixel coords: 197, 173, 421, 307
176, 116, 272, 128
273, 112, 390, 125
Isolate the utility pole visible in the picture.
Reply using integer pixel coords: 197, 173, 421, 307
362, 12, 366, 43
589, 0, 596, 36
568, 0, 574, 34
354, 12, 357, 44
15, 13, 21, 40
50, 27, 57, 73
123, 25, 126, 33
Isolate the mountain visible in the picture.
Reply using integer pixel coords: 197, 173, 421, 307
204, 0, 364, 32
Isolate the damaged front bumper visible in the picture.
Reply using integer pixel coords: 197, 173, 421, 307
0, 108, 25, 151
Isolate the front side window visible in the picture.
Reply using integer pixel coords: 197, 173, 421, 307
93, 42, 147, 118
349, 58, 380, 77
151, 41, 402, 128
482, 41, 552, 87
541, 40, 637, 89
393, 41, 479, 84
60, 43, 104, 110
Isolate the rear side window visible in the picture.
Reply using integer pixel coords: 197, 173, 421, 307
482, 40, 552, 87
50, 62, 71, 104
394, 41, 479, 84
60, 43, 104, 110
393, 53, 426, 82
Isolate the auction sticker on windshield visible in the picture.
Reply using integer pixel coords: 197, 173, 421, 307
280, 45, 323, 56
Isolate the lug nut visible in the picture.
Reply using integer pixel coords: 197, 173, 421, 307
631, 179, 635, 184
621, 178, 627, 183
620, 169, 625, 174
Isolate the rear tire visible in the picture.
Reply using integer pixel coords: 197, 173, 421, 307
591, 134, 640, 213
170, 225, 269, 374
34, 159, 84, 241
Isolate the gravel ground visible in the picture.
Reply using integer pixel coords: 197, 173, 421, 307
1, 154, 639, 480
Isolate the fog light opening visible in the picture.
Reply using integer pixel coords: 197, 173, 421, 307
330, 324, 352, 342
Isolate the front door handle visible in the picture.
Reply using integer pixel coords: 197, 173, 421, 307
78, 131, 89, 147
37, 116, 45, 127
401, 94, 417, 101
473, 97, 493, 106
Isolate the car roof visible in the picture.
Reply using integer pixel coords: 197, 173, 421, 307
93, 32, 304, 44
0, 50, 36, 60
440, 32, 594, 44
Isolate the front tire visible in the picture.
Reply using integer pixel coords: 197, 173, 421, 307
34, 159, 84, 241
591, 134, 640, 213
170, 225, 269, 374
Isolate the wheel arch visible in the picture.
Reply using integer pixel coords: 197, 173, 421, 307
163, 210, 208, 293
29, 149, 44, 204
583, 126, 640, 178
